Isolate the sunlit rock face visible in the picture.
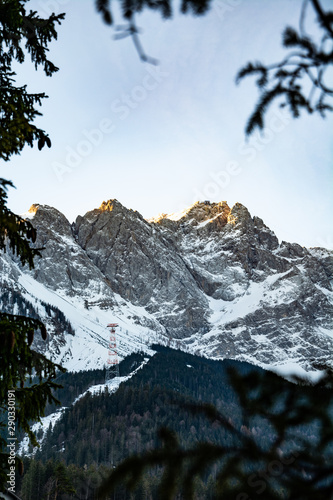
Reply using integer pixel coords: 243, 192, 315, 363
1, 199, 332, 373
74, 199, 209, 337
23, 204, 115, 306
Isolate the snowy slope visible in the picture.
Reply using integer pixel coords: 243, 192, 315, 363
0, 257, 160, 371
1, 199, 332, 377
18, 356, 152, 456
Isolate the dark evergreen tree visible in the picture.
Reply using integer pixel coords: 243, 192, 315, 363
20, 458, 44, 500
50, 462, 76, 499
0, 0, 64, 160
22, 349, 332, 499
96, 362, 333, 499
0, 1, 65, 491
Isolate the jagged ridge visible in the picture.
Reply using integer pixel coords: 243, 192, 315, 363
0, 199, 332, 376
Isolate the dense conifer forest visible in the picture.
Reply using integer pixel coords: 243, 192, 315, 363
16, 347, 333, 499
0, 284, 75, 336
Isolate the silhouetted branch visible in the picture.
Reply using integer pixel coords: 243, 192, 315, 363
237, 0, 333, 134
95, 0, 212, 65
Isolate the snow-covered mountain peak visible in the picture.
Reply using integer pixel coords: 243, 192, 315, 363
98, 199, 144, 220
99, 199, 125, 213
2, 198, 332, 377
228, 202, 252, 226
150, 201, 267, 236
28, 204, 73, 240
22, 203, 66, 223
150, 200, 231, 225
75, 199, 146, 228
21, 204, 39, 220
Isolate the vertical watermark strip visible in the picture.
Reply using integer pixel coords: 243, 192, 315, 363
7, 389, 16, 493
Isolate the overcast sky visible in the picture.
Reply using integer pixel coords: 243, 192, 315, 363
4, 0, 333, 248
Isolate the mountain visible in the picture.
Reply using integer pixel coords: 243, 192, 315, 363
1, 199, 332, 377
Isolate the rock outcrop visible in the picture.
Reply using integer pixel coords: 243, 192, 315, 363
1, 199, 332, 373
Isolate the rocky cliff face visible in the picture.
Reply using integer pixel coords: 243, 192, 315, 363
1, 199, 332, 375
25, 204, 115, 308
74, 199, 209, 337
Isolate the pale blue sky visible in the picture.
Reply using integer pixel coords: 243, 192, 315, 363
4, 0, 333, 248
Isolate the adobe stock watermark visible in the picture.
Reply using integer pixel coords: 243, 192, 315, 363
192, 108, 290, 203
315, 235, 333, 250
38, 0, 70, 16
110, 65, 169, 120
7, 390, 17, 494
236, 450, 299, 500
193, 161, 242, 201
52, 65, 169, 182
213, 0, 243, 21
52, 118, 115, 182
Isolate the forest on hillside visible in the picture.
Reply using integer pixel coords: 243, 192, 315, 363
16, 347, 333, 500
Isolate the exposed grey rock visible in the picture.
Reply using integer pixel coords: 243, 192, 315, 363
74, 200, 209, 337
26, 204, 116, 307
1, 199, 332, 373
